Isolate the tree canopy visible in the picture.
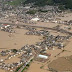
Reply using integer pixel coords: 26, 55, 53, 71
24, 0, 72, 9
7, 0, 72, 9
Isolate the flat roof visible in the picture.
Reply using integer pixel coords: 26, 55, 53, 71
38, 54, 48, 59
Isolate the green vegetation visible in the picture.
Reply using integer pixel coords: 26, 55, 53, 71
12, 49, 18, 53
27, 63, 30, 66
34, 0, 54, 6
21, 67, 28, 72
40, 65, 44, 69
58, 5, 65, 10
23, 0, 72, 9
54, 0, 72, 9
26, 10, 37, 14
15, 64, 24, 72
15, 63, 29, 72
24, 0, 54, 6
7, 0, 26, 6
38, 9, 48, 13
21, 63, 30, 72
21, 59, 33, 72
30, 59, 33, 62
15, 58, 33, 72
6, 0, 72, 9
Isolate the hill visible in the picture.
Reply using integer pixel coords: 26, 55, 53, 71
24, 0, 72, 9
7, 0, 72, 9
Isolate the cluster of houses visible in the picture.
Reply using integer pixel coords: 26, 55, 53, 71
1, 0, 72, 26
0, 23, 72, 72
0, 26, 53, 72
26, 28, 71, 50
0, 24, 15, 33
26, 30, 49, 36
0, 42, 50, 72
0, 4, 72, 29
0, 3, 61, 25
0, 3, 72, 72
58, 20, 72, 26
0, 46, 34, 72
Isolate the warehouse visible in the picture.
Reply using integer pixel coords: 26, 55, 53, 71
38, 54, 48, 59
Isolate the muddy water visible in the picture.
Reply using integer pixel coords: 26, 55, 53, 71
48, 56, 72, 71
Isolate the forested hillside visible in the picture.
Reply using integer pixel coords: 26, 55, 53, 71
24, 0, 72, 9
54, 0, 72, 9
8, 0, 72, 9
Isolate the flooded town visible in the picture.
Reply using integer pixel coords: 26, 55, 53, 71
0, 0, 72, 72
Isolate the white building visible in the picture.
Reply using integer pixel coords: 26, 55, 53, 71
38, 54, 48, 59
31, 18, 40, 21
